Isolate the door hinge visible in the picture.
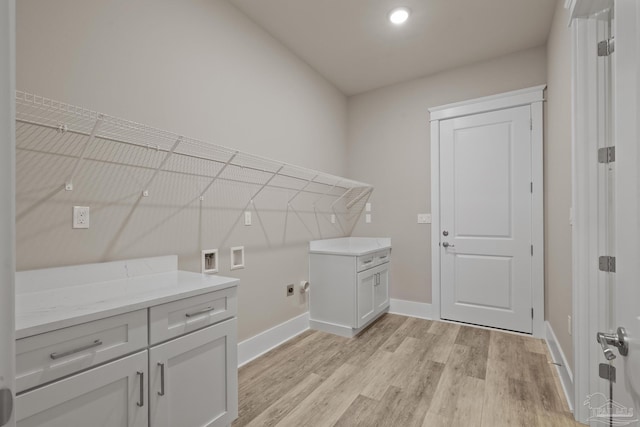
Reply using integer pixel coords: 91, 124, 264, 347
531, 308, 534, 319
531, 245, 533, 256
530, 182, 533, 193
598, 146, 615, 163
599, 256, 616, 273
530, 118, 533, 130
599, 363, 616, 382
598, 38, 615, 56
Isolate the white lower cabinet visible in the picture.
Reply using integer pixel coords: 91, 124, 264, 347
16, 351, 148, 427
15, 286, 238, 427
149, 318, 238, 427
309, 245, 391, 337
356, 263, 390, 328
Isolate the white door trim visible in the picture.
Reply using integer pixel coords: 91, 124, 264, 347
0, 1, 16, 426
429, 85, 546, 338
569, 5, 618, 422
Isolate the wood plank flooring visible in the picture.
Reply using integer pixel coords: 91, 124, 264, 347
233, 314, 582, 427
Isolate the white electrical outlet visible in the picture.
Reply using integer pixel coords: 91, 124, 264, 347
365, 214, 371, 223
568, 315, 572, 336
365, 203, 372, 212
330, 214, 336, 224
244, 211, 252, 226
417, 213, 432, 224
73, 206, 90, 229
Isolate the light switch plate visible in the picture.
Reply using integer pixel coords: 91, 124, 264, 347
365, 214, 371, 223
244, 211, 252, 226
365, 203, 372, 212
331, 214, 336, 224
417, 213, 431, 224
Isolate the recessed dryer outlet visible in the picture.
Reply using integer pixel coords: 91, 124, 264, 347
230, 246, 245, 270
202, 249, 218, 274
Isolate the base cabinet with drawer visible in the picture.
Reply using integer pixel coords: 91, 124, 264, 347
15, 286, 238, 427
309, 245, 391, 338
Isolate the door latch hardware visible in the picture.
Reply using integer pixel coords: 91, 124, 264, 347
599, 363, 616, 382
597, 327, 629, 360
599, 256, 616, 273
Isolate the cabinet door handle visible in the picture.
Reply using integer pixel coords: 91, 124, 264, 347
136, 371, 144, 407
185, 306, 215, 318
50, 339, 103, 360
157, 362, 165, 396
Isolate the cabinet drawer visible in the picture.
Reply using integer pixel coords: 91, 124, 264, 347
375, 249, 391, 265
16, 309, 147, 393
357, 249, 390, 272
356, 254, 376, 272
149, 287, 237, 345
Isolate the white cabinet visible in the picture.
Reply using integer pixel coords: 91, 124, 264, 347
16, 351, 148, 427
16, 281, 238, 427
356, 263, 390, 328
149, 318, 238, 427
309, 240, 391, 338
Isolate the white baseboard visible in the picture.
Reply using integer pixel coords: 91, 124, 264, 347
389, 299, 433, 320
238, 312, 309, 367
545, 321, 575, 412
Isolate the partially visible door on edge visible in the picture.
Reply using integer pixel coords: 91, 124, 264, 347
440, 105, 533, 333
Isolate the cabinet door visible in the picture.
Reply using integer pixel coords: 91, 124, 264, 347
150, 318, 238, 427
356, 269, 376, 328
375, 264, 390, 311
16, 351, 148, 427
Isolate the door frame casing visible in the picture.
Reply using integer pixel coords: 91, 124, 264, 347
571, 0, 640, 423
0, 1, 16, 426
429, 85, 546, 338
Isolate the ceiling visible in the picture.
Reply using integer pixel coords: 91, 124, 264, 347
229, 0, 557, 95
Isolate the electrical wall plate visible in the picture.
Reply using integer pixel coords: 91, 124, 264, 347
73, 206, 90, 229
417, 213, 431, 224
202, 249, 218, 274
230, 246, 245, 270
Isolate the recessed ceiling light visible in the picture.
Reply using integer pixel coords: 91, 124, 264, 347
389, 7, 410, 25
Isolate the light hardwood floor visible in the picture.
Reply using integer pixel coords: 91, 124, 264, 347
233, 314, 582, 427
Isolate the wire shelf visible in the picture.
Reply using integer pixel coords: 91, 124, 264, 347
15, 91, 373, 211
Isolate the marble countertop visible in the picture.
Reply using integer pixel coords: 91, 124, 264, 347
15, 256, 239, 339
309, 237, 391, 256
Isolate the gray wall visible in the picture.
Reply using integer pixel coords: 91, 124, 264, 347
347, 46, 547, 303
545, 0, 573, 370
16, 0, 349, 341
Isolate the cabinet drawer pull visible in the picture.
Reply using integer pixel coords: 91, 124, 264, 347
185, 307, 215, 318
363, 260, 373, 264
158, 362, 165, 396
49, 339, 103, 360
379, 256, 388, 260
136, 371, 144, 407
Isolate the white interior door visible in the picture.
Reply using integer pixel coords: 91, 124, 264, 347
440, 105, 533, 333
0, 1, 15, 426
609, 0, 640, 422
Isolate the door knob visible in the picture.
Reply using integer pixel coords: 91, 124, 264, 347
442, 242, 455, 248
596, 327, 629, 360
